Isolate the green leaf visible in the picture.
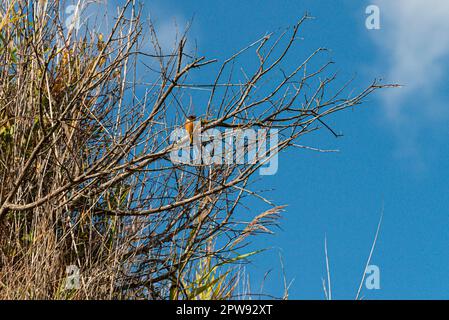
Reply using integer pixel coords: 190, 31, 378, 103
10, 47, 17, 63
188, 277, 221, 300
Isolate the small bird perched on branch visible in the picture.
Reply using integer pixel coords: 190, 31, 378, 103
185, 115, 196, 145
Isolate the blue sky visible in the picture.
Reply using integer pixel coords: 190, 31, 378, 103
88, 0, 449, 299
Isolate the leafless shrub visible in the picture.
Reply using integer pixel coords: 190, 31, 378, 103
0, 0, 395, 299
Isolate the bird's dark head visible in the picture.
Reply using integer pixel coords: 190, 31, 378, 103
187, 115, 196, 121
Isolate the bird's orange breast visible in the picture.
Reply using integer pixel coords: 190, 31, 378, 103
185, 121, 193, 133
185, 120, 194, 144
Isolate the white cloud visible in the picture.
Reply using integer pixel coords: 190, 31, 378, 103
371, 0, 449, 121
366, 0, 449, 166
376, 0, 449, 119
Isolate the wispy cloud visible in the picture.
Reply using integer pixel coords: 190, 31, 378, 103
372, 0, 449, 119
368, 0, 449, 163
